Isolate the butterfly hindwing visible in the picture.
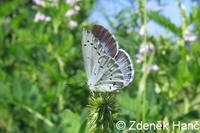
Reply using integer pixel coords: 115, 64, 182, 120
92, 55, 124, 92
115, 49, 134, 86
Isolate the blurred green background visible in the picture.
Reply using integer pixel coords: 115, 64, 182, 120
0, 0, 199, 132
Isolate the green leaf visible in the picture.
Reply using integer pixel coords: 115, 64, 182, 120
78, 119, 88, 133
62, 109, 80, 133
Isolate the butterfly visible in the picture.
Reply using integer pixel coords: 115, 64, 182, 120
82, 24, 134, 92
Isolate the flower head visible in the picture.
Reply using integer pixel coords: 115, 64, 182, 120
65, 6, 80, 18
65, 9, 76, 17
34, 12, 51, 22
139, 26, 145, 36
69, 20, 78, 29
50, 0, 59, 7
66, 0, 77, 6
33, 0, 45, 6
74, 5, 80, 12
148, 64, 159, 74
135, 54, 144, 64
139, 43, 155, 53
184, 34, 198, 42
155, 84, 161, 94
142, 64, 159, 74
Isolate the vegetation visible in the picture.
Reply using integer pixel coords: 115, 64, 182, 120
0, 0, 199, 133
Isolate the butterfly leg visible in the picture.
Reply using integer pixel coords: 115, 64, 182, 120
90, 90, 94, 97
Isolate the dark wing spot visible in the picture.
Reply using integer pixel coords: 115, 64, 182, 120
90, 43, 93, 45
110, 78, 112, 80
97, 51, 100, 55
94, 47, 97, 50
100, 66, 103, 68
98, 60, 100, 64
113, 82, 116, 86
109, 69, 112, 72
84, 44, 86, 46
109, 86, 111, 89
87, 40, 89, 42
111, 74, 113, 76
94, 73, 97, 75
100, 78, 103, 81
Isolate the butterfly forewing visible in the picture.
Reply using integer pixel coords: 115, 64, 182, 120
82, 29, 102, 78
92, 25, 118, 58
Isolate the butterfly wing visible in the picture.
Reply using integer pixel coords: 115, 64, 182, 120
92, 24, 118, 58
82, 25, 134, 92
91, 54, 125, 92
115, 49, 134, 86
82, 29, 101, 78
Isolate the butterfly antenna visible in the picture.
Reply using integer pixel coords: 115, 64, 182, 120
65, 80, 86, 86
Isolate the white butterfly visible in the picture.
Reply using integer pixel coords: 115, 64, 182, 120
82, 25, 134, 92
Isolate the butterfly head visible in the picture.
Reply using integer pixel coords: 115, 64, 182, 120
86, 82, 97, 92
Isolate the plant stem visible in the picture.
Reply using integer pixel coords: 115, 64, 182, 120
142, 1, 147, 133
137, 0, 148, 133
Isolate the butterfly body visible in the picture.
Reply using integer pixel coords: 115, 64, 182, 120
82, 25, 134, 92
